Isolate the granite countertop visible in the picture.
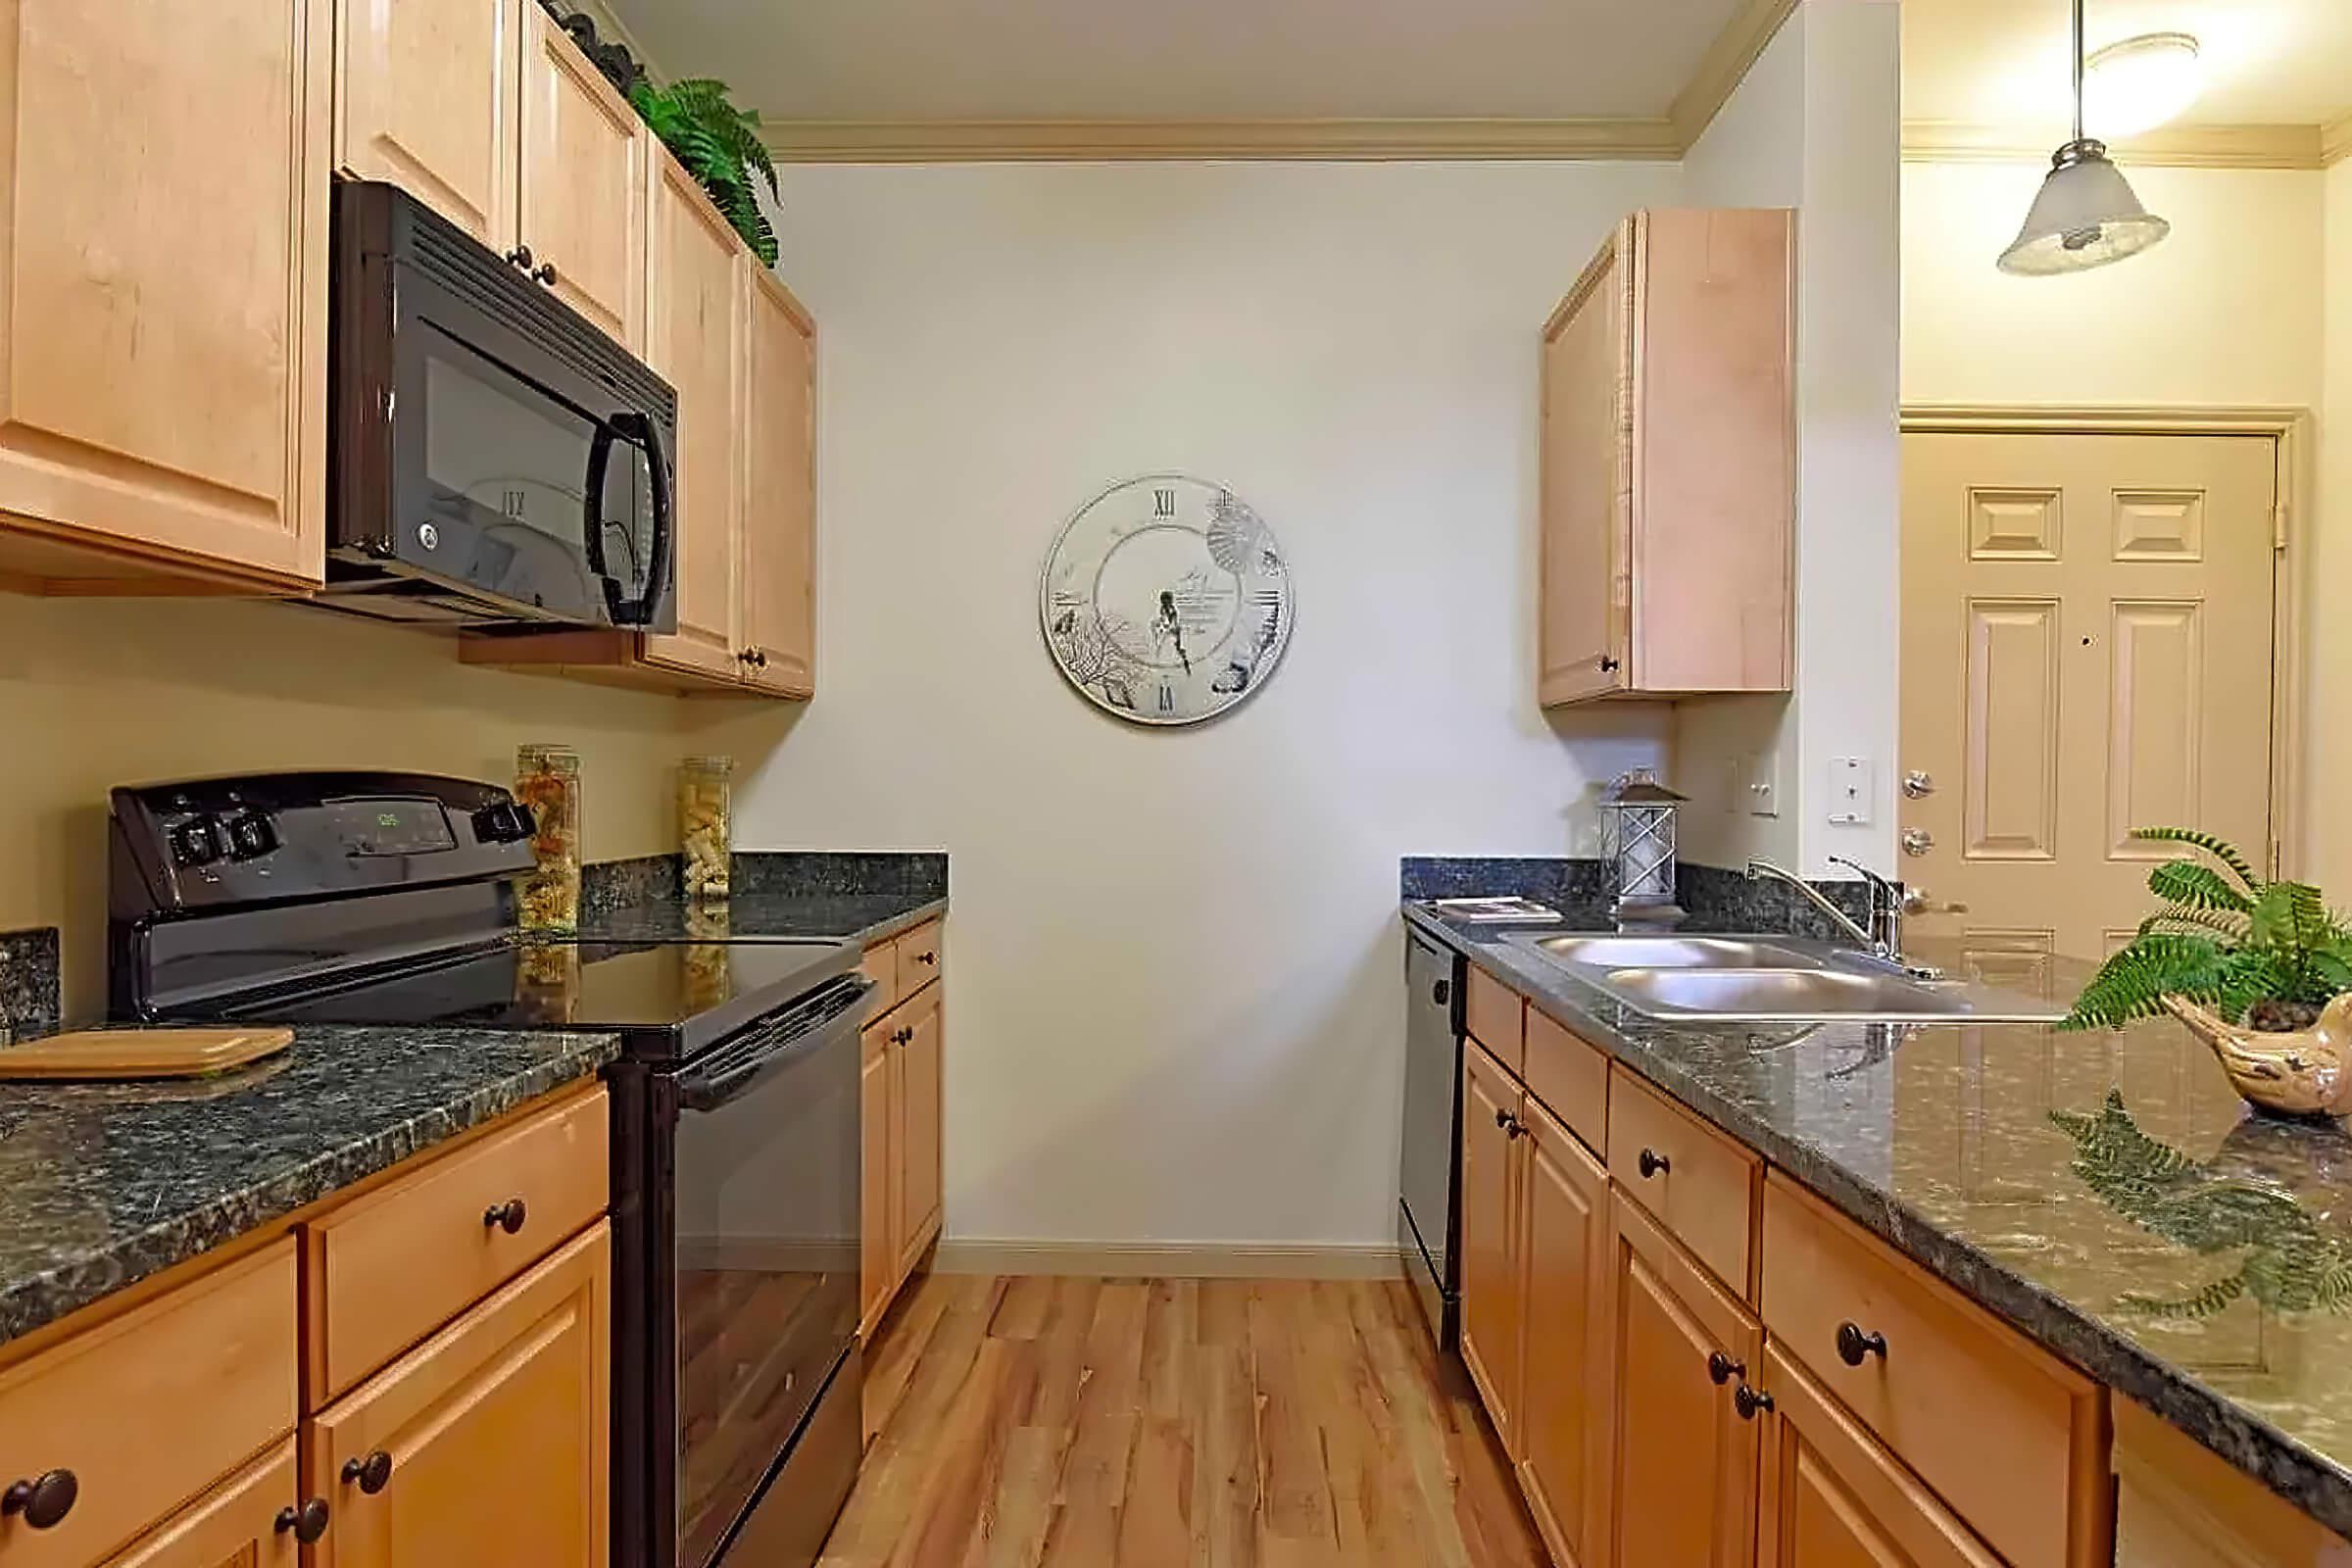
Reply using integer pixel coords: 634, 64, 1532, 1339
0, 1024, 616, 1349
572, 890, 946, 948
1406, 899, 2352, 1538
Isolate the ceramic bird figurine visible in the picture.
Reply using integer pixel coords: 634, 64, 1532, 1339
2164, 993, 2352, 1119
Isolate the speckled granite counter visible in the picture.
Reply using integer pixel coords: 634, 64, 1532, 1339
0, 1023, 615, 1348
572, 891, 945, 948
1406, 899, 2352, 1541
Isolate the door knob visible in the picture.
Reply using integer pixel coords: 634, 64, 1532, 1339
1900, 828, 1934, 858
1902, 769, 1936, 799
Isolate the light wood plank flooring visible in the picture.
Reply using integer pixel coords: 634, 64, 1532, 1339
821, 1271, 1548, 1567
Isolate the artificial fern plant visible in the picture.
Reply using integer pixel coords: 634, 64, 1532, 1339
2062, 827, 2352, 1033
629, 78, 781, 266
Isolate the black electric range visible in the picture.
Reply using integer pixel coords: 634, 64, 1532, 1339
107, 771, 871, 1568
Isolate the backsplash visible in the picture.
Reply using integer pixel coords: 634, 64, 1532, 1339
583, 851, 951, 915
1400, 857, 1875, 942
0, 928, 60, 1043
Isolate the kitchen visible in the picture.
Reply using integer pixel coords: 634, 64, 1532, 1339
1, 0, 2349, 1566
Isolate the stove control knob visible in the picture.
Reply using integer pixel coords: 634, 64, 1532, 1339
472, 803, 535, 844
171, 817, 225, 867
225, 812, 277, 860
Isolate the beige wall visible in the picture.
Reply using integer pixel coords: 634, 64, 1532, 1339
2320, 159, 2352, 891
0, 598, 695, 1015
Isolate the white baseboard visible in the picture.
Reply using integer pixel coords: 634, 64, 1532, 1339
932, 1239, 1406, 1281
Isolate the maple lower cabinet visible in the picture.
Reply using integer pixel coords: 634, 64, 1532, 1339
859, 926, 948, 1342
1516, 1095, 1612, 1568
332, 0, 519, 251
100, 1439, 305, 1568
516, 0, 646, 352
1538, 209, 1793, 707
1459, 1038, 1525, 1446
859, 1022, 896, 1336
0, 0, 330, 592
308, 1226, 610, 1568
1602, 1191, 1761, 1568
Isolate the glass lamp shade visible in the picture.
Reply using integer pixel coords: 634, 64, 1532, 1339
1998, 140, 2171, 275
1601, 769, 1687, 915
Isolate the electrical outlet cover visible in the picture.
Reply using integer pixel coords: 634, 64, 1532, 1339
1746, 753, 1779, 817
1828, 757, 1874, 825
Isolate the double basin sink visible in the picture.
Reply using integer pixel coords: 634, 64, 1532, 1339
1506, 933, 2068, 1025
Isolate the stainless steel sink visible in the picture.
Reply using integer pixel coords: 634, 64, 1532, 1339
1506, 932, 2067, 1024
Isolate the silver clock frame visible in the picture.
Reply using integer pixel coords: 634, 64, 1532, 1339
1037, 471, 1296, 728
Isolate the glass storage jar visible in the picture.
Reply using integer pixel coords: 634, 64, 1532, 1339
680, 756, 733, 902
515, 744, 582, 933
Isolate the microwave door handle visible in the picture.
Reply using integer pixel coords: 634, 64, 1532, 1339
603, 410, 671, 627
580, 419, 618, 590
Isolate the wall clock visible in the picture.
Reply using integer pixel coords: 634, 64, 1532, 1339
1040, 474, 1294, 726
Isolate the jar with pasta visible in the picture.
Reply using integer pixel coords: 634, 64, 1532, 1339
680, 756, 733, 902
514, 744, 582, 933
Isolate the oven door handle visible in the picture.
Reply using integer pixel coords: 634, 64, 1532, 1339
581, 410, 673, 627
675, 978, 873, 1113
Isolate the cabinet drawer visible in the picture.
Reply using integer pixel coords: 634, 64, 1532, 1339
858, 938, 900, 1020
1761, 1176, 2110, 1568
310, 1088, 609, 1400
896, 919, 943, 999
1525, 1005, 1606, 1154
1607, 1067, 1758, 1296
0, 1240, 297, 1568
1464, 964, 1525, 1075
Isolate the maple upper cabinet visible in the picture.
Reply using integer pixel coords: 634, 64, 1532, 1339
739, 261, 819, 696
0, 0, 329, 592
332, 0, 519, 251
1539, 209, 1794, 707
517, 0, 647, 351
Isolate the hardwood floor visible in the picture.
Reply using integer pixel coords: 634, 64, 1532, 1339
820, 1272, 1548, 1567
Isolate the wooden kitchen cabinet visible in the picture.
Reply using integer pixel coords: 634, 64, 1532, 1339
1515, 1094, 1612, 1568
517, 0, 646, 352
1601, 1190, 1761, 1568
0, 0, 330, 593
738, 260, 819, 696
332, 0, 519, 251
895, 985, 946, 1278
859, 928, 948, 1339
860, 1023, 896, 1338
1538, 209, 1793, 707
308, 1225, 610, 1568
1459, 1038, 1525, 1446
100, 1439, 305, 1568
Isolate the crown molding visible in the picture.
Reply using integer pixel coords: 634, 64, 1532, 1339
1903, 120, 2328, 171
2323, 114, 2352, 168
1669, 0, 1799, 148
755, 116, 1685, 163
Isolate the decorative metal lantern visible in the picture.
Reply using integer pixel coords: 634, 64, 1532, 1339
1601, 769, 1688, 925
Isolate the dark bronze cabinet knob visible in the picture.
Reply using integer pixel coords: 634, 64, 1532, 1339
1706, 1350, 1744, 1387
1432, 979, 1450, 1006
505, 245, 534, 270
483, 1197, 528, 1235
915, 950, 937, 966
275, 1497, 331, 1543
341, 1450, 394, 1495
534, 261, 560, 287
1598, 655, 1621, 673
1638, 1148, 1670, 1179
1505, 1118, 1527, 1141
1494, 1107, 1512, 1129
1, 1469, 76, 1530
1836, 1321, 1888, 1367
1734, 1384, 1774, 1421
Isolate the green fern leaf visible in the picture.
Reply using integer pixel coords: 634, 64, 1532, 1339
2130, 827, 2260, 890
2147, 859, 2255, 915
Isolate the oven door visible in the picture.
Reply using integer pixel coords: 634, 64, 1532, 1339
670, 986, 866, 1568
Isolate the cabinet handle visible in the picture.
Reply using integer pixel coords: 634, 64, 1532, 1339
1706, 1350, 1744, 1386
534, 261, 561, 287
341, 1450, 394, 1495
915, 951, 937, 966
275, 1498, 331, 1544
1494, 1106, 1512, 1129
1734, 1384, 1774, 1421
484, 1197, 528, 1235
1637, 1148, 1670, 1179
505, 245, 535, 270
1836, 1321, 1888, 1367
1505, 1119, 1527, 1142
0, 1469, 76, 1530
1598, 655, 1621, 673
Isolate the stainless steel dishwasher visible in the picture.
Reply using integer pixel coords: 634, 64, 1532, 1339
1399, 927, 1464, 1348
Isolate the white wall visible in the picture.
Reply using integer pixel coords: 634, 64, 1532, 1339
2320, 161, 2352, 891
696, 162, 1682, 1250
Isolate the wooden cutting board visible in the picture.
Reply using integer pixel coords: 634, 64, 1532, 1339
0, 1026, 295, 1081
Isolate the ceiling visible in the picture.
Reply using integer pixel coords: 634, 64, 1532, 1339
1903, 0, 2352, 137
599, 0, 1750, 124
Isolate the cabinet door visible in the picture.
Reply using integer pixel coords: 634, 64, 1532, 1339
1459, 1039, 1523, 1446
1517, 1096, 1611, 1568
333, 0, 518, 249
1537, 217, 1633, 707
517, 1, 645, 351
1604, 1192, 1760, 1568
859, 1020, 894, 1337
0, 0, 328, 588
1757, 1346, 2001, 1568
894, 987, 944, 1276
639, 150, 744, 680
309, 1226, 609, 1568
101, 1439, 303, 1568
738, 261, 817, 697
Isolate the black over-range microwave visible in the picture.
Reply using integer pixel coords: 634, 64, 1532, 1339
324, 180, 677, 630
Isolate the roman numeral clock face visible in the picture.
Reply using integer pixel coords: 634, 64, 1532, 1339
1040, 475, 1294, 726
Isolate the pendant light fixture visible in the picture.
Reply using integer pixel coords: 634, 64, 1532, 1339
1997, 0, 2171, 275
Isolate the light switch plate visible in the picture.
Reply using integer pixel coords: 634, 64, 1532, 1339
1746, 752, 1779, 818
1828, 757, 1874, 825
